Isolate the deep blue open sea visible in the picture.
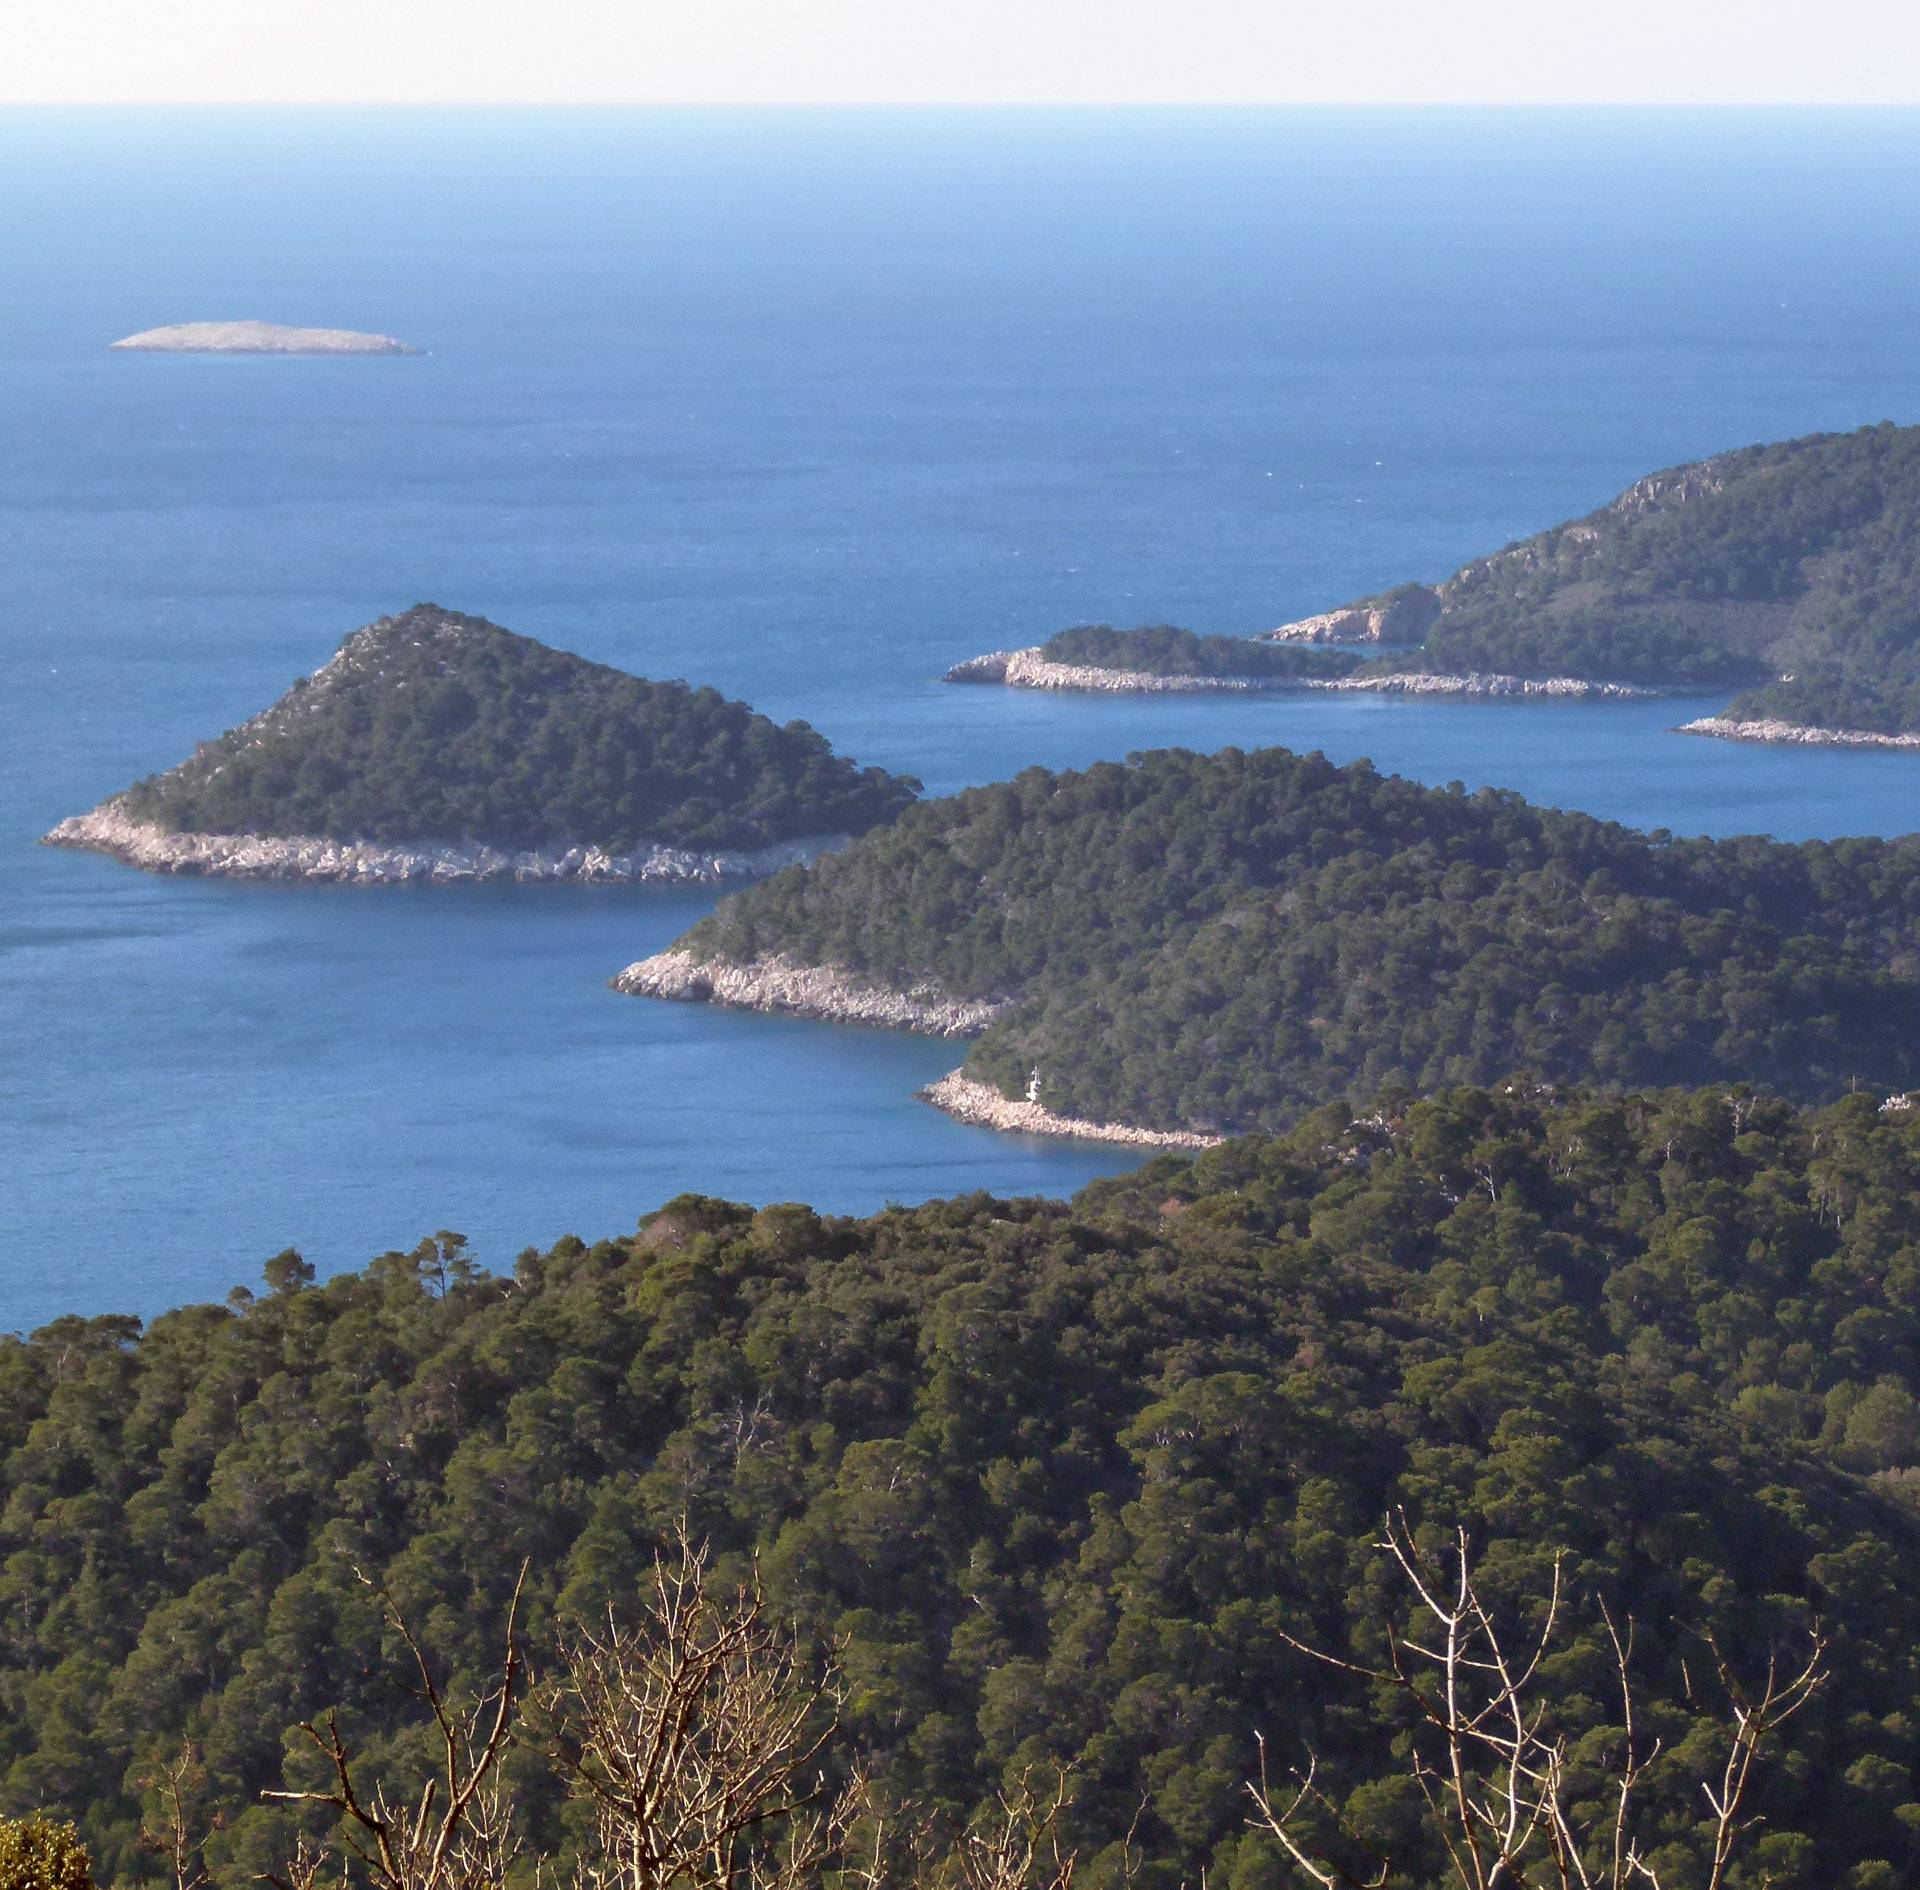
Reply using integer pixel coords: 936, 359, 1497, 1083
4, 107, 1920, 1328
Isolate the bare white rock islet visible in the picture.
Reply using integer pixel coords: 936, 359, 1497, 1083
110, 321, 419, 356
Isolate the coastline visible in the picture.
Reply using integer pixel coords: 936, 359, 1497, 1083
944, 647, 1666, 701
942, 648, 1321, 693
1678, 715, 1920, 751
1331, 671, 1662, 701
919, 1070, 1225, 1149
41, 801, 845, 885
612, 948, 1008, 1036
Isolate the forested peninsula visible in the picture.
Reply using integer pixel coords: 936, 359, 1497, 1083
6, 1081, 1920, 1889
1286, 419, 1920, 740
619, 745, 1920, 1139
43, 606, 919, 884
951, 425, 1920, 739
944, 622, 1652, 700
946, 625, 1367, 692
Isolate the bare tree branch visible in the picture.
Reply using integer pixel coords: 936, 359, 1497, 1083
1249, 1513, 1826, 1890
263, 1562, 529, 1890
540, 1520, 863, 1890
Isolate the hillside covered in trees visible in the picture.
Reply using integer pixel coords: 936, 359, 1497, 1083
96, 606, 919, 853
662, 745, 1920, 1136
3, 1082, 1920, 1887
1317, 420, 1920, 732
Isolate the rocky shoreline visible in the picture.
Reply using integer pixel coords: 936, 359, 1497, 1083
943, 649, 1316, 693
42, 802, 841, 885
1678, 715, 1920, 750
919, 1071, 1225, 1149
1334, 671, 1663, 701
611, 949, 1008, 1036
944, 647, 1664, 701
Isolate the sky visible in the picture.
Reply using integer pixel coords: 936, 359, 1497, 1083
8, 0, 1920, 104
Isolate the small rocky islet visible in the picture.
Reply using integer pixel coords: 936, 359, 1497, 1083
43, 605, 919, 884
110, 320, 420, 355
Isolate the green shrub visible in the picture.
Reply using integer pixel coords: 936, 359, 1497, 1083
0, 1817, 93, 1890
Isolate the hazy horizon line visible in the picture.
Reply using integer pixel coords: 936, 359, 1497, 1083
6, 97, 1920, 110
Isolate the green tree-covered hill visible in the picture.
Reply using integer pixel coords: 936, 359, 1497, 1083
4, 1083, 1920, 1887
670, 745, 1920, 1134
1323, 420, 1920, 731
111, 605, 919, 852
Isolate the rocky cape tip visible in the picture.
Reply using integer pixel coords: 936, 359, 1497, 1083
919, 1070, 1225, 1148
1678, 715, 1920, 750
612, 950, 1008, 1035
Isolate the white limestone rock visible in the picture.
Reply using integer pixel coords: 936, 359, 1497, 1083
42, 801, 835, 886
111, 321, 418, 356
612, 950, 1008, 1036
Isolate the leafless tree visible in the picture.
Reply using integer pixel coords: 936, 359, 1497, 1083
946, 1771, 1078, 1890
1248, 1512, 1825, 1890
259, 1527, 1083, 1890
272, 1834, 349, 1890
263, 1564, 528, 1890
540, 1523, 864, 1890
863, 1768, 1080, 1890
141, 1743, 212, 1890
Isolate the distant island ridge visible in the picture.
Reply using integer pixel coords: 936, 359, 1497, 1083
110, 320, 419, 356
43, 604, 919, 884
945, 422, 1920, 744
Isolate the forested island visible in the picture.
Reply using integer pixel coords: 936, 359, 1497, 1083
620, 745, 1920, 1139
43, 605, 919, 883
1288, 419, 1920, 740
4, 1080, 1919, 1888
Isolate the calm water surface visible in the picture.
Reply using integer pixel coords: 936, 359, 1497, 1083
4, 107, 1919, 1326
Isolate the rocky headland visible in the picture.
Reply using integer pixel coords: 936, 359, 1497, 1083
918, 1070, 1225, 1148
110, 321, 419, 356
1264, 585, 1440, 647
43, 802, 841, 886
1266, 424, 1920, 739
1677, 715, 1920, 750
611, 950, 1008, 1035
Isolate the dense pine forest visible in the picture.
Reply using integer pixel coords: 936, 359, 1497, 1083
3, 1081, 1919, 1888
671, 746, 1920, 1134
1322, 420, 1920, 730
114, 606, 919, 852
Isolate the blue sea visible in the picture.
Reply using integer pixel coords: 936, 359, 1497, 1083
4, 106, 1920, 1328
